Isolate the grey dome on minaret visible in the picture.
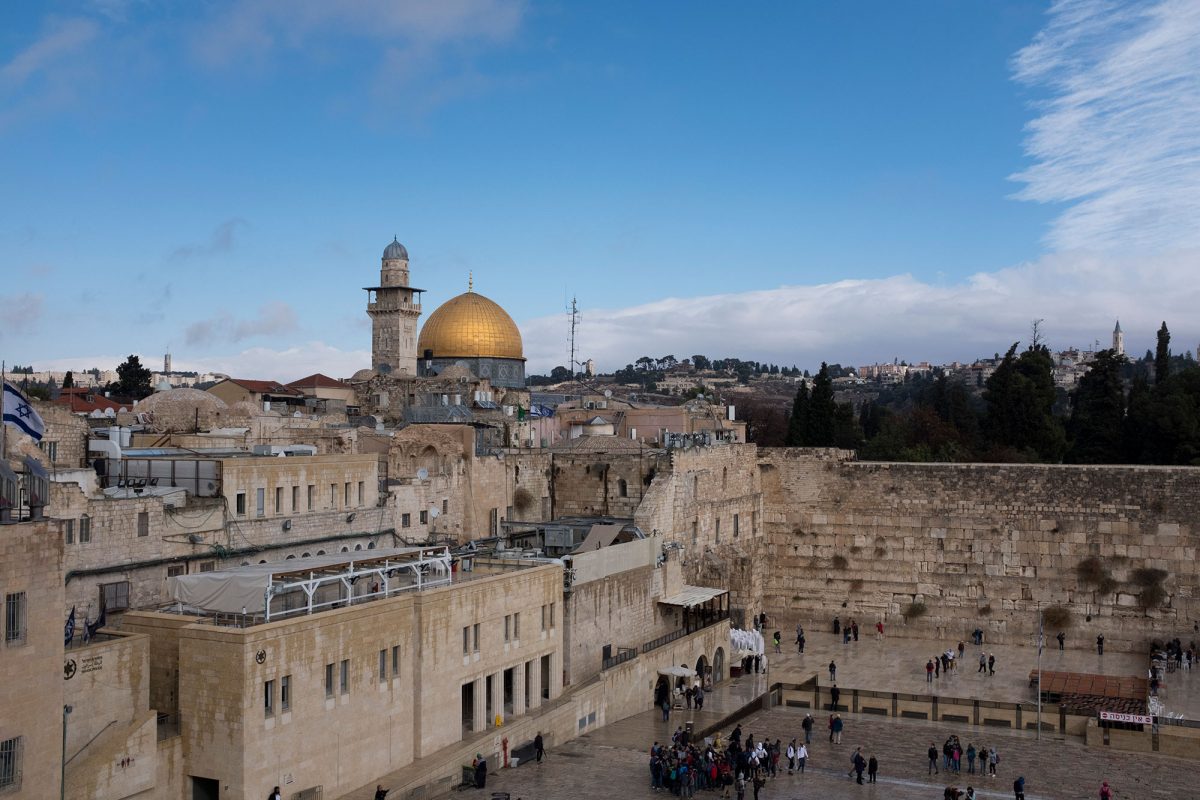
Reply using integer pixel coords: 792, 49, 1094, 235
383, 237, 409, 260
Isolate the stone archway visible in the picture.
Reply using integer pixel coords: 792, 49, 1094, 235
713, 647, 726, 684
695, 654, 709, 687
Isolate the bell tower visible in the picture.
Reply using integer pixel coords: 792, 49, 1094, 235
364, 237, 423, 376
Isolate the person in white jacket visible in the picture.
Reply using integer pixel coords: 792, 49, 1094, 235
787, 739, 797, 773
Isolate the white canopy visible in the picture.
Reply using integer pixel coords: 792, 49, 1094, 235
658, 665, 697, 678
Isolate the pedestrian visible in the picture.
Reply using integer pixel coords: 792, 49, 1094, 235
978, 652, 987, 673
686, 685, 694, 709
829, 660, 837, 681
1057, 631, 1065, 651
695, 685, 705, 711
958, 641, 965, 659
773, 631, 781, 653
1099, 780, 1112, 800
833, 616, 841, 635
786, 739, 797, 773
988, 653, 996, 676
796, 742, 808, 774
927, 659, 935, 683
843, 627, 851, 644
736, 774, 746, 800
832, 714, 843, 744
945, 788, 962, 800
1097, 634, 1105, 655
829, 684, 840, 711
374, 785, 389, 800
935, 655, 941, 678
270, 788, 282, 800
852, 621, 859, 641
1014, 775, 1025, 800
797, 631, 806, 653
535, 731, 545, 763
662, 698, 671, 722
828, 713, 835, 742
988, 747, 999, 777
867, 754, 878, 783
754, 654, 762, 674
966, 742, 976, 774
473, 754, 488, 788
852, 748, 866, 784
752, 775, 765, 800
928, 742, 939, 775
802, 713, 813, 744
876, 620, 885, 639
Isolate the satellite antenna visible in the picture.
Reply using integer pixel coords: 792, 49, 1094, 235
429, 507, 440, 519
604, 389, 612, 398
416, 467, 429, 481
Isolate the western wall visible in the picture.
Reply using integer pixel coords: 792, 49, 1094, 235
757, 448, 1200, 651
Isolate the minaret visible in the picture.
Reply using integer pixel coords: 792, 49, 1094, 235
364, 237, 423, 376
1112, 320, 1124, 357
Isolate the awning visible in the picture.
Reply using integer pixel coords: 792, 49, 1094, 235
659, 585, 727, 608
575, 523, 625, 552
658, 666, 696, 678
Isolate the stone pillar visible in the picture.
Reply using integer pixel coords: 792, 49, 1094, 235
513, 662, 526, 716
472, 675, 486, 732
526, 659, 541, 711
490, 672, 503, 725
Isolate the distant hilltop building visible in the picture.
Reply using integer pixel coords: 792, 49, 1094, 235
1113, 320, 1125, 356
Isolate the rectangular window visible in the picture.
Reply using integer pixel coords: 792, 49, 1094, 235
358, 481, 365, 506
513, 612, 520, 641
4, 592, 27, 645
379, 649, 387, 682
490, 508, 499, 535
442, 499, 448, 514
549, 602, 555, 629
281, 675, 291, 711
275, 487, 283, 514
472, 623, 480, 653
402, 513, 411, 528
79, 514, 90, 543
236, 492, 247, 516
715, 518, 722, 541
256, 488, 265, 518
307, 485, 315, 511
325, 663, 335, 698
101, 581, 131, 611
0, 736, 21, 790
420, 510, 428, 525
504, 614, 511, 643
292, 486, 299, 512
264, 679, 275, 717
64, 518, 74, 544
198, 562, 216, 573
463, 626, 470, 656
344, 482, 351, 507
733, 514, 740, 537
137, 511, 149, 537
340, 659, 349, 694
391, 645, 400, 675
167, 564, 185, 578
541, 604, 547, 631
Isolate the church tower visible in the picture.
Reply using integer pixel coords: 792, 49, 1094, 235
364, 238, 423, 376
1112, 320, 1124, 357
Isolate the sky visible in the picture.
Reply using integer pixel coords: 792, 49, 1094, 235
2, 0, 1199, 379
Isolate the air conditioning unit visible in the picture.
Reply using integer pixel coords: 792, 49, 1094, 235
282, 519, 292, 531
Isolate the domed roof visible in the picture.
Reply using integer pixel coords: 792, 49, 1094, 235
136, 388, 228, 432
383, 237, 408, 261
418, 289, 524, 360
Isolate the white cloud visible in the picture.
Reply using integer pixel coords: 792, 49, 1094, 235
1011, 0, 1200, 252
519, 250, 1200, 373
168, 218, 247, 261
184, 301, 298, 346
0, 18, 98, 88
0, 293, 45, 338
176, 342, 370, 382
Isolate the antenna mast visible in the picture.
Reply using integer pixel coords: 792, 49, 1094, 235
568, 296, 579, 373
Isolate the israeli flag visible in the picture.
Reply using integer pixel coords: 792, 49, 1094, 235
65, 606, 76, 646
2, 381, 45, 441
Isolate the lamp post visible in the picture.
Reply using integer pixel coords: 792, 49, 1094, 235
61, 703, 73, 799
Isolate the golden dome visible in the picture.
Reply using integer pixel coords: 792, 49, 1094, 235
417, 290, 524, 360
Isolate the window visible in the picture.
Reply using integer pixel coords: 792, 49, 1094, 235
198, 562, 216, 573
402, 513, 411, 528
281, 675, 291, 712
541, 604, 547, 631
692, 520, 699, 545
618, 478, 628, 497
236, 492, 247, 516
292, 486, 299, 512
137, 511, 149, 537
358, 482, 364, 506
505, 615, 511, 642
40, 440, 58, 461
63, 518, 74, 544
379, 649, 387, 682
463, 626, 470, 656
264, 679, 276, 717
419, 510, 428, 525
167, 565, 185, 578
79, 515, 90, 543
101, 581, 130, 611
325, 663, 335, 698
340, 659, 349, 694
391, 645, 400, 675
344, 482, 351, 507
472, 623, 480, 653
733, 514, 740, 538
256, 488, 265, 518
307, 485, 315, 511
513, 612, 520, 641
4, 592, 26, 645
549, 602, 555, 628
442, 499, 448, 514
275, 487, 283, 514
490, 508, 498, 535
715, 518, 721, 541
0, 736, 21, 790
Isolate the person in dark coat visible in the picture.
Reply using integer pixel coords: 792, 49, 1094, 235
474, 754, 487, 788
374, 785, 389, 800
534, 732, 545, 763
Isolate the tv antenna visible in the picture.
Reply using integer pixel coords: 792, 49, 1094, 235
567, 295, 580, 373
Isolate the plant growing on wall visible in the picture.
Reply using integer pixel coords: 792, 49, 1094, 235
831, 554, 848, 570
902, 601, 927, 621
1076, 556, 1118, 598
513, 487, 534, 512
1130, 567, 1169, 612
1043, 605, 1072, 629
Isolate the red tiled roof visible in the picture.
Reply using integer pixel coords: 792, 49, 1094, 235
53, 394, 129, 413
286, 373, 345, 389
222, 378, 304, 396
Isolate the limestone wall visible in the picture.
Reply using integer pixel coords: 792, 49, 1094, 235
64, 631, 150, 758
760, 449, 1200, 650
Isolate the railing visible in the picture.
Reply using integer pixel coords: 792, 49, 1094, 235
643, 608, 731, 654
642, 628, 685, 654
156, 712, 181, 741
602, 647, 637, 670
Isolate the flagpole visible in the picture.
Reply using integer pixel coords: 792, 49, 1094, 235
2, 360, 7, 464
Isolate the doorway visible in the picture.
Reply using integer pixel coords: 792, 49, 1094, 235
190, 776, 219, 800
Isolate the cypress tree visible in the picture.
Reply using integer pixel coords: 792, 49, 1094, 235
1155, 322, 1171, 385
785, 382, 810, 445
805, 363, 837, 446
1066, 349, 1126, 463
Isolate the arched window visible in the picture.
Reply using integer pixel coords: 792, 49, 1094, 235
302, 552, 311, 558
286, 554, 296, 560
367, 541, 376, 549
618, 478, 628, 498
354, 544, 363, 551
316, 550, 326, 556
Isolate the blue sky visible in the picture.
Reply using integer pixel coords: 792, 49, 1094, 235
3, 1, 1199, 378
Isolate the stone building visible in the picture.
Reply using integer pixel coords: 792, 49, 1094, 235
417, 278, 527, 389
364, 237, 423, 377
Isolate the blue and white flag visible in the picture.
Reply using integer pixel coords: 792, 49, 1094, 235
65, 606, 76, 646
3, 381, 45, 441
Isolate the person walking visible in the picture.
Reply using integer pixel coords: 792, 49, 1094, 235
927, 659, 935, 683
773, 631, 782, 654
988, 653, 996, 676
695, 685, 705, 711
802, 713, 813, 744
1057, 631, 1065, 651
1097, 634, 1105, 655
1099, 780, 1112, 799
966, 743, 977, 774
796, 742, 808, 774
988, 747, 999, 777
1013, 775, 1026, 800
473, 754, 488, 788
829, 660, 837, 681
535, 731, 545, 763
935, 655, 941, 678
867, 754, 878, 783
787, 739, 797, 773
851, 748, 866, 784
833, 616, 841, 635
978, 652, 987, 673
374, 785, 390, 800
928, 742, 939, 774
851, 621, 859, 642
797, 630, 806, 654
876, 620, 885, 639
829, 684, 841, 711
832, 714, 844, 744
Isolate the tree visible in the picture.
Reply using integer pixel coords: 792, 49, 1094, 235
62, 370, 74, 389
804, 363, 837, 446
982, 343, 1065, 462
1156, 322, 1171, 385
549, 365, 572, 382
691, 355, 710, 371
1066, 350, 1126, 463
635, 356, 655, 372
785, 382, 810, 446
114, 355, 153, 400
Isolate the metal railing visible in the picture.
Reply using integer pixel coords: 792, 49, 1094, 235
642, 608, 730, 654
602, 647, 637, 670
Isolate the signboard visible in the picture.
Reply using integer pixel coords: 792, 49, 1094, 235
1099, 711, 1153, 725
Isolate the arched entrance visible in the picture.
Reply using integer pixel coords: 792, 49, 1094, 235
713, 647, 726, 684
695, 655, 709, 684
654, 676, 670, 709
